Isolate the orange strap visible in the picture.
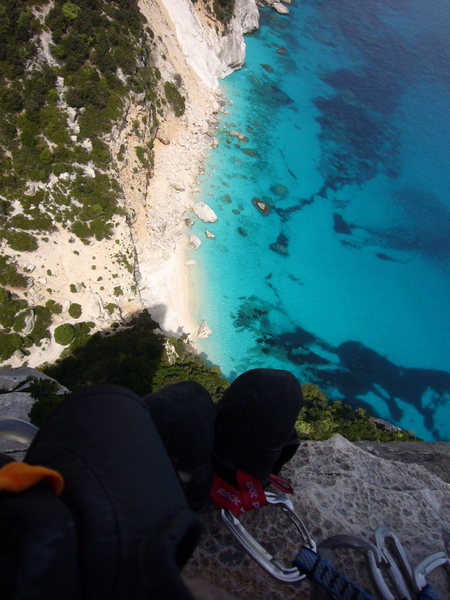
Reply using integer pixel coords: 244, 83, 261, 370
0, 462, 64, 495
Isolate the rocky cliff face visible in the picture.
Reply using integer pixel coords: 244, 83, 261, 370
0, 0, 259, 367
156, 0, 259, 88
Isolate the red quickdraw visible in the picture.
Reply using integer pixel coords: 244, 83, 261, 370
210, 470, 267, 516
269, 474, 294, 494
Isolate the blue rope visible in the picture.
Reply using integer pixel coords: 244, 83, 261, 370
418, 583, 443, 600
293, 546, 375, 600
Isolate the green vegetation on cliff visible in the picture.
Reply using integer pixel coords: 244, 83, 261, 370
25, 310, 417, 441
0, 0, 188, 252
0, 0, 190, 365
0, 0, 151, 246
43, 311, 229, 401
295, 383, 418, 442
192, 0, 236, 28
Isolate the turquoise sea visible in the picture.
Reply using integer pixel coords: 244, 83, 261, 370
190, 0, 450, 441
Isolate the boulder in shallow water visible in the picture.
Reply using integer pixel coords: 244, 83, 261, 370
188, 234, 202, 250
269, 232, 289, 255
205, 229, 216, 239
228, 130, 249, 143
270, 183, 289, 197
193, 202, 218, 223
272, 2, 290, 14
252, 197, 270, 215
197, 321, 212, 339
241, 148, 260, 158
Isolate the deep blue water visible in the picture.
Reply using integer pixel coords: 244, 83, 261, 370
190, 0, 450, 441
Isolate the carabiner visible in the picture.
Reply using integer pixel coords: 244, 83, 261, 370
221, 489, 316, 583
414, 552, 450, 594
0, 417, 38, 444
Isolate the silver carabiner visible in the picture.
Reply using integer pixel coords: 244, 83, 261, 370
221, 489, 316, 583
414, 552, 450, 594
0, 417, 38, 445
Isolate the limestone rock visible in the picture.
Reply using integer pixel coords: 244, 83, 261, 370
157, 0, 259, 88
22, 311, 35, 336
229, 130, 249, 142
82, 138, 93, 153
170, 180, 186, 192
252, 197, 270, 215
205, 229, 216, 239
272, 1, 290, 13
185, 218, 195, 228
193, 202, 218, 223
156, 132, 170, 145
197, 321, 212, 338
188, 234, 202, 250
0, 367, 68, 457
356, 440, 450, 483
185, 435, 450, 599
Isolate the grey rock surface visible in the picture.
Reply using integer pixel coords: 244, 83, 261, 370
185, 435, 450, 599
355, 440, 450, 483
0, 367, 67, 459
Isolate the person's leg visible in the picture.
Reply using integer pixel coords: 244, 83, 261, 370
26, 385, 200, 600
143, 381, 216, 509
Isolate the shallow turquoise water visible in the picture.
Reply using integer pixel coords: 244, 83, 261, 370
190, 0, 450, 441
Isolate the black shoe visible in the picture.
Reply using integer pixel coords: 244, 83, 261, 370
213, 369, 303, 486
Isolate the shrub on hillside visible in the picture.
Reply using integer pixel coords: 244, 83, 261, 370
4, 231, 38, 252
68, 303, 82, 319
0, 332, 22, 361
54, 323, 75, 346
164, 81, 185, 117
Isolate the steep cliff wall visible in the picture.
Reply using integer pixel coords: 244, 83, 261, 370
156, 0, 259, 87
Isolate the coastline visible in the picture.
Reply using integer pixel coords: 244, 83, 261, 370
133, 85, 224, 346
133, 0, 260, 349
